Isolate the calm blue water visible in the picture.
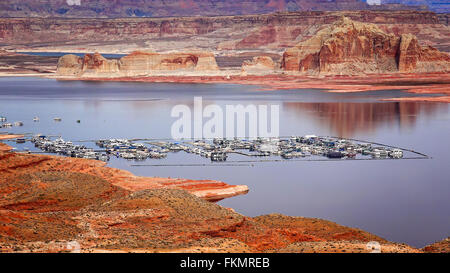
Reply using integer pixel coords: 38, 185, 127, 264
1, 77, 449, 248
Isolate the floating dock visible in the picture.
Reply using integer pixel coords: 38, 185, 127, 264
14, 134, 430, 164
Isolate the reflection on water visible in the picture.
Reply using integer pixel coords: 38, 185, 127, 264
284, 102, 449, 137
0, 77, 449, 248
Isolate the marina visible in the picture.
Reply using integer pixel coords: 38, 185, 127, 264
16, 134, 427, 164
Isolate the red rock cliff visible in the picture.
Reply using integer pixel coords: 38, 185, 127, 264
281, 17, 450, 74
1, 11, 448, 53
0, 0, 428, 18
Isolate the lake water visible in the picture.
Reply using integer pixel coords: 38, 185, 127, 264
0, 77, 449, 248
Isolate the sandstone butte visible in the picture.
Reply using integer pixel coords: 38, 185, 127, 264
0, 141, 448, 253
281, 17, 450, 75
57, 51, 219, 77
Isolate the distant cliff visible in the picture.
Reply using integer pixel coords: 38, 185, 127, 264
281, 17, 450, 74
0, 0, 432, 18
1, 10, 448, 53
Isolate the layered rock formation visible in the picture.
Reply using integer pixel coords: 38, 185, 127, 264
281, 17, 450, 74
57, 53, 120, 76
57, 51, 219, 77
119, 51, 218, 76
1, 11, 448, 54
397, 33, 450, 72
81, 53, 120, 76
241, 56, 276, 75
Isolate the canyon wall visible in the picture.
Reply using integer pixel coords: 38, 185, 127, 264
0, 11, 448, 53
281, 17, 450, 74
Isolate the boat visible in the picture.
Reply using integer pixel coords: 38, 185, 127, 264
389, 149, 403, 159
211, 152, 227, 162
54, 117, 62, 122
33, 117, 40, 122
371, 149, 382, 158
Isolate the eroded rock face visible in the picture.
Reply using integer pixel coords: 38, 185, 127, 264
57, 53, 120, 76
281, 17, 450, 74
82, 52, 120, 76
398, 34, 450, 73
57, 51, 219, 77
119, 51, 219, 76
241, 56, 276, 75
1, 11, 448, 53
